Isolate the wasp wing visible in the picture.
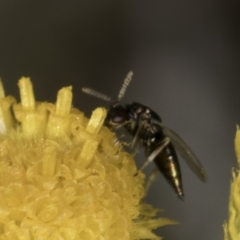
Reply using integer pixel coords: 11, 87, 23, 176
155, 121, 207, 182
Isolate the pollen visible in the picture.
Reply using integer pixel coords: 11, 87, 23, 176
0, 77, 177, 240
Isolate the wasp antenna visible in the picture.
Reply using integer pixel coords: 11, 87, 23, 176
82, 88, 114, 102
118, 71, 133, 101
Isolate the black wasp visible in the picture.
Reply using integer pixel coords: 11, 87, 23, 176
82, 71, 207, 200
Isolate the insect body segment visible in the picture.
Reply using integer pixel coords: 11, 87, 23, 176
82, 72, 207, 200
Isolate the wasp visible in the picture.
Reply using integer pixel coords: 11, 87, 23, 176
82, 71, 207, 200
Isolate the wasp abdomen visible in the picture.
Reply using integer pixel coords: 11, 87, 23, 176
153, 143, 184, 200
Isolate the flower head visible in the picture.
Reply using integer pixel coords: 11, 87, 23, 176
0, 77, 176, 239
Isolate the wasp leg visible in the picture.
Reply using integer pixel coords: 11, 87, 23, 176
128, 122, 146, 148
145, 167, 159, 194
112, 137, 123, 155
113, 133, 134, 148
139, 137, 170, 172
115, 122, 144, 152
113, 120, 131, 130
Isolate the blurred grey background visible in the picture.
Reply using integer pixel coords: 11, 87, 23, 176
0, 1, 239, 239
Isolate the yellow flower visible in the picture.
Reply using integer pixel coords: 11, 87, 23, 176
224, 127, 240, 240
0, 77, 176, 240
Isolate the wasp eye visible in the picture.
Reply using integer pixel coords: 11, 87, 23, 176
106, 106, 128, 126
112, 108, 127, 123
